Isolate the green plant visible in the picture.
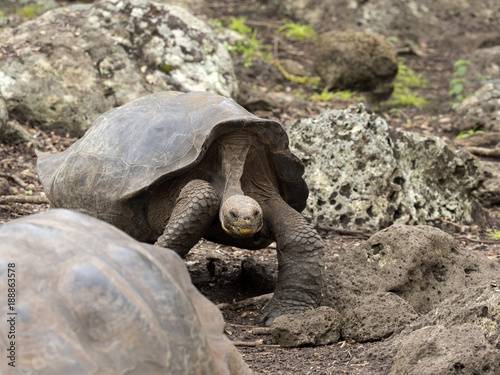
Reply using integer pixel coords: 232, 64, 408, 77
16, 4, 42, 20
311, 88, 335, 101
310, 88, 364, 102
227, 16, 252, 36
396, 59, 429, 88
386, 58, 428, 108
456, 126, 485, 139
225, 18, 270, 67
276, 21, 317, 41
333, 90, 364, 101
209, 19, 224, 30
160, 64, 174, 73
272, 59, 321, 86
389, 108, 404, 118
449, 60, 472, 109
488, 230, 500, 239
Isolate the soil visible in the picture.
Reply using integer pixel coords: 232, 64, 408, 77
1, 0, 500, 374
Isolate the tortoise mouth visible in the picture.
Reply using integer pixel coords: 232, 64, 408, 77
222, 222, 263, 238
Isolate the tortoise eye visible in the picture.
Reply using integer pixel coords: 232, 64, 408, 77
253, 210, 260, 217
230, 211, 237, 219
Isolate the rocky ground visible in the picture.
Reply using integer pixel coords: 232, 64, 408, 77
1, 0, 500, 374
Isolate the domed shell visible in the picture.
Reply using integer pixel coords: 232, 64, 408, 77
0, 209, 232, 375
37, 91, 308, 212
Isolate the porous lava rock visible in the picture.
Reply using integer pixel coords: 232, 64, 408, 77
390, 324, 500, 375
271, 306, 342, 347
341, 292, 418, 343
326, 225, 500, 316
0, 0, 237, 136
285, 105, 489, 230
453, 81, 500, 133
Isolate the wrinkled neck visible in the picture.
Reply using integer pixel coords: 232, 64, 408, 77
218, 132, 257, 203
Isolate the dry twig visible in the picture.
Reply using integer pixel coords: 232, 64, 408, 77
232, 340, 279, 348
464, 146, 500, 158
454, 235, 500, 244
317, 225, 371, 239
0, 194, 50, 204
0, 173, 28, 188
426, 216, 464, 230
217, 293, 273, 311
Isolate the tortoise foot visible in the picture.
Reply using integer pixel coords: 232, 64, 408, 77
261, 292, 317, 326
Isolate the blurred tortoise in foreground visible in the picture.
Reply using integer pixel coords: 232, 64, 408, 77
37, 91, 325, 325
0, 209, 252, 375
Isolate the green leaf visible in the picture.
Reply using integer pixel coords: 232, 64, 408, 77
455, 65, 468, 76
452, 83, 464, 95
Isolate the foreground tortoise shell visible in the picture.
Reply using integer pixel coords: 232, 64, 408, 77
37, 91, 325, 325
0, 209, 251, 375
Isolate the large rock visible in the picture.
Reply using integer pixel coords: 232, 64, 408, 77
277, 0, 359, 33
359, 0, 500, 43
341, 292, 418, 343
326, 224, 500, 372
416, 285, 500, 348
390, 325, 500, 375
326, 225, 500, 315
477, 160, 500, 207
313, 30, 397, 98
453, 82, 500, 133
284, 105, 489, 231
467, 46, 500, 88
0, 0, 60, 27
0, 0, 237, 136
278, 0, 500, 46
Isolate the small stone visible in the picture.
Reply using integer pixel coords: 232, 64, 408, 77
271, 306, 342, 347
0, 178, 11, 196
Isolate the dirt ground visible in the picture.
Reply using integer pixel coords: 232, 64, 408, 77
1, 0, 500, 374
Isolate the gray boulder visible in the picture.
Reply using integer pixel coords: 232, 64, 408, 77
0, 0, 237, 136
453, 81, 500, 133
313, 30, 398, 99
341, 292, 418, 343
278, 0, 500, 47
284, 105, 489, 231
155, 0, 208, 14
416, 285, 500, 348
390, 325, 500, 375
277, 0, 358, 33
326, 225, 500, 315
477, 160, 500, 207
325, 224, 500, 371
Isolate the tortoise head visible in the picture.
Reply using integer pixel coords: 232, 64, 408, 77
220, 195, 263, 238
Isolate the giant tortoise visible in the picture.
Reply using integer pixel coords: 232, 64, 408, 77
0, 209, 252, 375
37, 91, 325, 325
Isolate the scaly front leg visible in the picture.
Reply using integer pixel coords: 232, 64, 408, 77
261, 199, 325, 326
155, 179, 220, 257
